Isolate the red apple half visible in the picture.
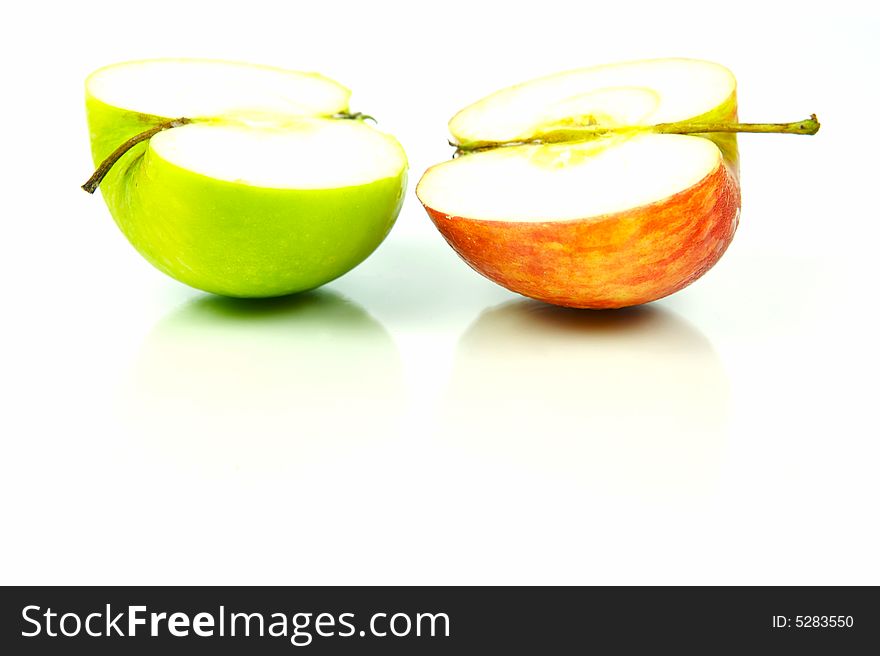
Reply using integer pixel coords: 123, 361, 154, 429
416, 58, 741, 309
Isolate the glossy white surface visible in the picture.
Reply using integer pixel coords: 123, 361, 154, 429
1, 1, 878, 584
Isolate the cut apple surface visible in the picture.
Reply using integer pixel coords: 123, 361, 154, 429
448, 58, 737, 147
417, 58, 743, 309
150, 119, 406, 189
87, 59, 351, 124
85, 59, 407, 298
417, 134, 721, 222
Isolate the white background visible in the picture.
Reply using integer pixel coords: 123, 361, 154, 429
1, 1, 878, 584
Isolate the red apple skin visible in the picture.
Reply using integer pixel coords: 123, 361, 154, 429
422, 162, 740, 309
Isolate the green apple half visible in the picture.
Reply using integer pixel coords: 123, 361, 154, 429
84, 59, 407, 297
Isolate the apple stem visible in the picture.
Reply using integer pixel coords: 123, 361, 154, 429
653, 114, 820, 135
82, 112, 378, 193
333, 111, 377, 123
81, 118, 192, 194
452, 114, 820, 156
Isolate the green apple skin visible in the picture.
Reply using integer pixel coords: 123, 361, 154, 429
85, 95, 407, 297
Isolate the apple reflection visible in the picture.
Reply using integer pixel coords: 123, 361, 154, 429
441, 300, 729, 495
118, 290, 402, 473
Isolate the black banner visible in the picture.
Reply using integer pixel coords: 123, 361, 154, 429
1, 586, 876, 654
